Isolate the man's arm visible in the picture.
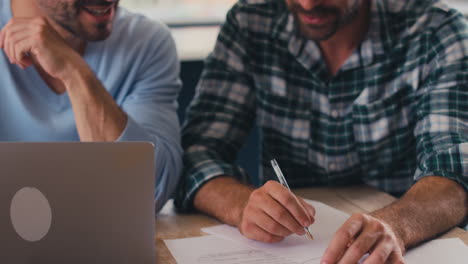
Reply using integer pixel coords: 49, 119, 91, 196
63, 61, 127, 141
373, 176, 467, 248
0, 16, 183, 212
193, 177, 253, 227
321, 176, 467, 264
323, 11, 468, 264
0, 16, 126, 141
176, 1, 315, 241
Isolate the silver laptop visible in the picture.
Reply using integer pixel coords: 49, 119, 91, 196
0, 142, 156, 264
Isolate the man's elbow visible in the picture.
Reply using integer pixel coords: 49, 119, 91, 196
153, 139, 183, 213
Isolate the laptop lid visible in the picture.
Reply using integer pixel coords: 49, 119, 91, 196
0, 142, 156, 264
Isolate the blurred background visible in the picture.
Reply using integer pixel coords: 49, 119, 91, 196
121, 0, 237, 26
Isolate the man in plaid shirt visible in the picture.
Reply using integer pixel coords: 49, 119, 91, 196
176, 0, 468, 262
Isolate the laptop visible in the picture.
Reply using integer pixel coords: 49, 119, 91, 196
0, 142, 156, 264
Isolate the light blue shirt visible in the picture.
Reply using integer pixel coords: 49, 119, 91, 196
0, 1, 183, 212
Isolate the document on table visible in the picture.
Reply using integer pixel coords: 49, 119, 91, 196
202, 201, 349, 263
405, 238, 468, 264
164, 235, 319, 264
165, 200, 468, 263
165, 235, 468, 264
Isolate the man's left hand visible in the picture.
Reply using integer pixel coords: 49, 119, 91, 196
321, 213, 405, 264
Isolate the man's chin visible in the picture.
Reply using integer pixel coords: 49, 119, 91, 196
300, 29, 337, 41
295, 20, 338, 41
87, 33, 111, 41
83, 27, 113, 41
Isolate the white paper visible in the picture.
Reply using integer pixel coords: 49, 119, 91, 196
165, 236, 468, 264
166, 200, 468, 264
164, 235, 319, 264
202, 201, 349, 263
405, 238, 468, 264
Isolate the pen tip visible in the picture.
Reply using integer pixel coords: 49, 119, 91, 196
305, 228, 314, 240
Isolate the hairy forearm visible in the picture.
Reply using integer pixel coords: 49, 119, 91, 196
372, 176, 468, 251
194, 176, 254, 226
62, 61, 127, 142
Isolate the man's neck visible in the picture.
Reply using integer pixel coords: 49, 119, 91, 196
10, 0, 86, 54
319, 0, 371, 76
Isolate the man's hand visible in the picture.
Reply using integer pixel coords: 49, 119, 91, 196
0, 17, 80, 80
238, 180, 316, 243
321, 213, 405, 264
0, 16, 127, 141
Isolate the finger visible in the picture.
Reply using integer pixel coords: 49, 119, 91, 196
7, 33, 28, 66
338, 224, 383, 264
3, 24, 28, 63
258, 191, 306, 235
0, 28, 5, 49
0, 18, 36, 49
298, 197, 316, 223
241, 221, 284, 243
362, 238, 394, 264
252, 211, 293, 237
19, 57, 33, 69
385, 250, 405, 264
1, 18, 43, 63
321, 214, 365, 264
6, 30, 15, 63
12, 34, 35, 68
1, 19, 36, 51
266, 181, 313, 228
6, 22, 37, 62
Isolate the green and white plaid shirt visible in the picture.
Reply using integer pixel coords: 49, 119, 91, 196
176, 0, 468, 211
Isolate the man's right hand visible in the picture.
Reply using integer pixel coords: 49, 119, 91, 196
238, 180, 316, 243
0, 17, 82, 81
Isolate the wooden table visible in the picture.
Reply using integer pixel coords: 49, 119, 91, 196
155, 185, 468, 263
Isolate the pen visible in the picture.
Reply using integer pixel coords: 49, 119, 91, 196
271, 159, 314, 240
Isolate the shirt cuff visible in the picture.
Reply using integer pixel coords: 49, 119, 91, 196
415, 143, 468, 191
175, 155, 248, 212
414, 169, 466, 186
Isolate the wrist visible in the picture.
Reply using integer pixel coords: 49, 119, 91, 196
194, 176, 253, 227
371, 210, 407, 253
232, 192, 250, 227
58, 55, 91, 88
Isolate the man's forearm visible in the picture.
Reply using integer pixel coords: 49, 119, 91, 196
62, 60, 127, 142
372, 176, 468, 250
194, 176, 254, 226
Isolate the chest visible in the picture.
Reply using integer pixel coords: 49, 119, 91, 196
252, 46, 423, 164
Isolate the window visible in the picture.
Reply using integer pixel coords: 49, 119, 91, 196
120, 0, 237, 26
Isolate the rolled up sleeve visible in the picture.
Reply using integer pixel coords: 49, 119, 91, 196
414, 13, 468, 191
174, 3, 256, 212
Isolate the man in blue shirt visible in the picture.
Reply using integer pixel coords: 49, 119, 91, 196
0, 0, 182, 212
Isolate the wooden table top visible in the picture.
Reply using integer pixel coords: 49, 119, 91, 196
155, 185, 468, 263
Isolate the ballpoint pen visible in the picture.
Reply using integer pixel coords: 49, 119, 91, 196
271, 159, 314, 240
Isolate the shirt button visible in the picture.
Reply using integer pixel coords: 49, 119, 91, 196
331, 110, 339, 118
329, 162, 337, 171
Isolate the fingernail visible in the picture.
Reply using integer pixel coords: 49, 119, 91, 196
303, 220, 311, 227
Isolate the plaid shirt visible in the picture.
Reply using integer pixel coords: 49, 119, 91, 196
175, 0, 468, 211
